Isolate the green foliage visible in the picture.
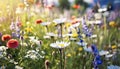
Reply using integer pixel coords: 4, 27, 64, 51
58, 0, 70, 10
74, 0, 88, 11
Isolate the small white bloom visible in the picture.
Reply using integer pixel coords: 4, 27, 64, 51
105, 54, 114, 58
94, 13, 102, 19
25, 50, 44, 60
29, 36, 41, 46
41, 51, 45, 54
15, 65, 23, 69
53, 18, 66, 24
77, 42, 87, 46
50, 41, 70, 49
9, 59, 15, 63
0, 46, 8, 51
0, 46, 7, 58
99, 50, 109, 56
41, 22, 51, 26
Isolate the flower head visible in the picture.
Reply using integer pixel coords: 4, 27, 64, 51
25, 50, 44, 60
50, 41, 70, 49
73, 4, 80, 9
109, 21, 116, 27
53, 18, 66, 24
7, 39, 19, 48
83, 46, 92, 52
2, 34, 11, 41
15, 65, 23, 69
36, 19, 42, 24
99, 50, 109, 56
41, 22, 51, 26
111, 45, 117, 49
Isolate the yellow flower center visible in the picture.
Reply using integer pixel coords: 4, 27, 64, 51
59, 44, 64, 47
65, 23, 71, 28
72, 33, 78, 38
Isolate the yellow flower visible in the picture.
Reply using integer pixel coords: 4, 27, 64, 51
67, 53, 71, 57
65, 23, 71, 28
78, 47, 83, 51
72, 33, 78, 38
109, 21, 116, 27
23, 35, 28, 39
112, 45, 117, 49
25, 27, 33, 33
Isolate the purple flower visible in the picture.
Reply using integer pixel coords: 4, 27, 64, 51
91, 44, 99, 55
0, 32, 2, 37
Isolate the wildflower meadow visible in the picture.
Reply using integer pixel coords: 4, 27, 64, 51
0, 0, 120, 69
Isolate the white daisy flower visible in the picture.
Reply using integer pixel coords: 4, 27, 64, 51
53, 18, 66, 24
99, 50, 109, 56
50, 41, 70, 49
41, 22, 51, 26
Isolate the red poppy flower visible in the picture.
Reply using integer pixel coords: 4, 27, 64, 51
7, 39, 19, 48
36, 19, 42, 24
2, 34, 11, 41
73, 4, 80, 9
